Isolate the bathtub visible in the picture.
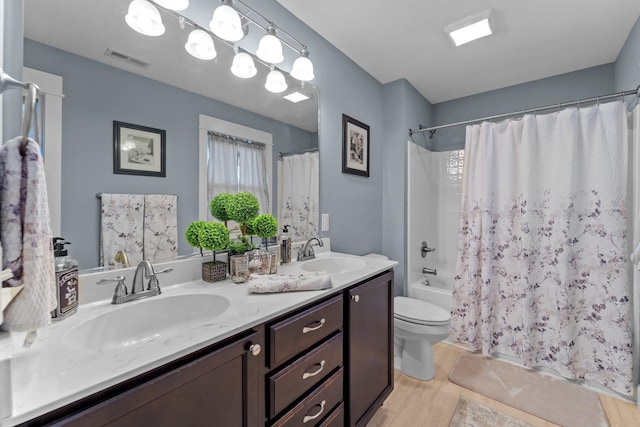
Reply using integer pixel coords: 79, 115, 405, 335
408, 272, 454, 312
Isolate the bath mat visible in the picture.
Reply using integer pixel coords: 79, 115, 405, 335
449, 396, 533, 427
448, 353, 609, 427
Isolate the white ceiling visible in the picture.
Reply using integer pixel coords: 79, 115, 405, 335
276, 0, 640, 103
23, 0, 319, 132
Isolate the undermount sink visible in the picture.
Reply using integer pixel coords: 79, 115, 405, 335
301, 257, 366, 274
64, 294, 230, 350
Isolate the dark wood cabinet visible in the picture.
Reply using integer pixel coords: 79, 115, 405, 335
31, 269, 395, 427
346, 271, 394, 427
50, 331, 262, 427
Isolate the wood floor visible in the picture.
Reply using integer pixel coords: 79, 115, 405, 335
367, 342, 640, 427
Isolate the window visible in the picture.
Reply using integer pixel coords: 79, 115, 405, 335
207, 132, 270, 215
198, 115, 273, 222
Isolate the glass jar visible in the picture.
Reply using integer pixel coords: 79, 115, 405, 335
229, 254, 249, 283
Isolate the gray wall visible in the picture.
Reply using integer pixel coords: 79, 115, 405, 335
431, 64, 616, 151
24, 39, 316, 269
382, 79, 433, 295
615, 15, 640, 91
2, 0, 23, 142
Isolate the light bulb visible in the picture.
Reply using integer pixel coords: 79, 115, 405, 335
125, 0, 165, 36
256, 29, 284, 64
209, 3, 243, 42
185, 29, 217, 60
154, 0, 189, 11
291, 53, 315, 81
265, 69, 287, 93
231, 52, 257, 78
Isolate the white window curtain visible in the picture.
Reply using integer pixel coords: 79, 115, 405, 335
207, 132, 270, 218
278, 151, 319, 240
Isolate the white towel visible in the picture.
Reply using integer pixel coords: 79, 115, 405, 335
143, 194, 178, 261
0, 137, 56, 332
100, 194, 144, 266
247, 271, 332, 294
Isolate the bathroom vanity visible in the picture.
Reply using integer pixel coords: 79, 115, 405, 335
3, 251, 396, 427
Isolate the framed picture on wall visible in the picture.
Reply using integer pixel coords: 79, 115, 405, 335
342, 114, 370, 177
113, 121, 166, 177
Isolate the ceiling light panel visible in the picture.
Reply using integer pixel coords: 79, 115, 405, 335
445, 9, 493, 47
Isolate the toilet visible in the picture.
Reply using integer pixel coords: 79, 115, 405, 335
394, 296, 451, 380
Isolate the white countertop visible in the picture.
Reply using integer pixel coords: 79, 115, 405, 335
1, 250, 397, 426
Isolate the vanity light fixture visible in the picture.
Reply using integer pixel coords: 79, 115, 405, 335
256, 26, 284, 64
209, 0, 244, 42
445, 9, 493, 47
125, 0, 165, 36
154, 0, 189, 11
265, 66, 287, 93
283, 92, 309, 103
290, 48, 315, 82
185, 29, 217, 60
231, 48, 257, 78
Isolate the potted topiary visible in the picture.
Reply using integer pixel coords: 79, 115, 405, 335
185, 220, 229, 283
228, 192, 260, 236
251, 213, 279, 274
198, 222, 230, 282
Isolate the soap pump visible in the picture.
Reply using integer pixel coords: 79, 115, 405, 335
51, 237, 79, 319
280, 225, 292, 264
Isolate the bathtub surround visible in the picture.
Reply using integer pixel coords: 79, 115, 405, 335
451, 101, 633, 395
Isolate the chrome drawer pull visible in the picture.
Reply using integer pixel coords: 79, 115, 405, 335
302, 360, 326, 380
302, 400, 326, 423
302, 318, 326, 334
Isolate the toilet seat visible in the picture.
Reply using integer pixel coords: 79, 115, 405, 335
394, 296, 450, 326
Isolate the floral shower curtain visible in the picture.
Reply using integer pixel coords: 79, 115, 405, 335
450, 101, 633, 395
278, 151, 319, 240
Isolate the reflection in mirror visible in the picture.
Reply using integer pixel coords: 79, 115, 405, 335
23, 0, 319, 271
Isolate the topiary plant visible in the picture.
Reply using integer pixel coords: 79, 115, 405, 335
185, 220, 207, 255
227, 192, 260, 235
227, 235, 256, 255
253, 214, 278, 251
198, 222, 230, 262
209, 193, 234, 225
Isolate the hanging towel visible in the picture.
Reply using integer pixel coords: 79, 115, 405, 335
143, 194, 178, 261
100, 193, 144, 266
247, 271, 332, 294
0, 137, 56, 332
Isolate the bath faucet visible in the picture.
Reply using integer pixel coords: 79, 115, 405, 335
422, 267, 437, 276
421, 241, 436, 258
97, 260, 173, 304
298, 237, 324, 261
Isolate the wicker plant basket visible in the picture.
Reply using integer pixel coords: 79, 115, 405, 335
202, 260, 227, 283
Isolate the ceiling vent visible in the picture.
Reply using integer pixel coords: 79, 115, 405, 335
104, 48, 151, 69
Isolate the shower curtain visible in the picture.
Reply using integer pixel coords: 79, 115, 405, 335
278, 151, 319, 240
450, 101, 633, 395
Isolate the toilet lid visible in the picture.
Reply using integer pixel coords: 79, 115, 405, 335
394, 296, 450, 325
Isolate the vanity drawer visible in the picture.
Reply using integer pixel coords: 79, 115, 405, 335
271, 368, 343, 427
268, 333, 343, 418
318, 402, 344, 427
269, 295, 342, 367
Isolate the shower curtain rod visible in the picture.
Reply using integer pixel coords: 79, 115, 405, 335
409, 86, 640, 139
279, 147, 318, 157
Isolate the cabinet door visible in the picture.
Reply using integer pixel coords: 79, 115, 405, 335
57, 331, 262, 427
347, 271, 394, 427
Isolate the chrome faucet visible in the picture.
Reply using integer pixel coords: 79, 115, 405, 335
297, 237, 324, 261
422, 267, 437, 276
97, 260, 173, 304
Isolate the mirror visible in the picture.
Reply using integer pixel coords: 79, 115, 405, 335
23, 0, 319, 271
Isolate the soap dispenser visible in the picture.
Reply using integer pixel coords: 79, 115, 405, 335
280, 225, 292, 264
51, 238, 79, 319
